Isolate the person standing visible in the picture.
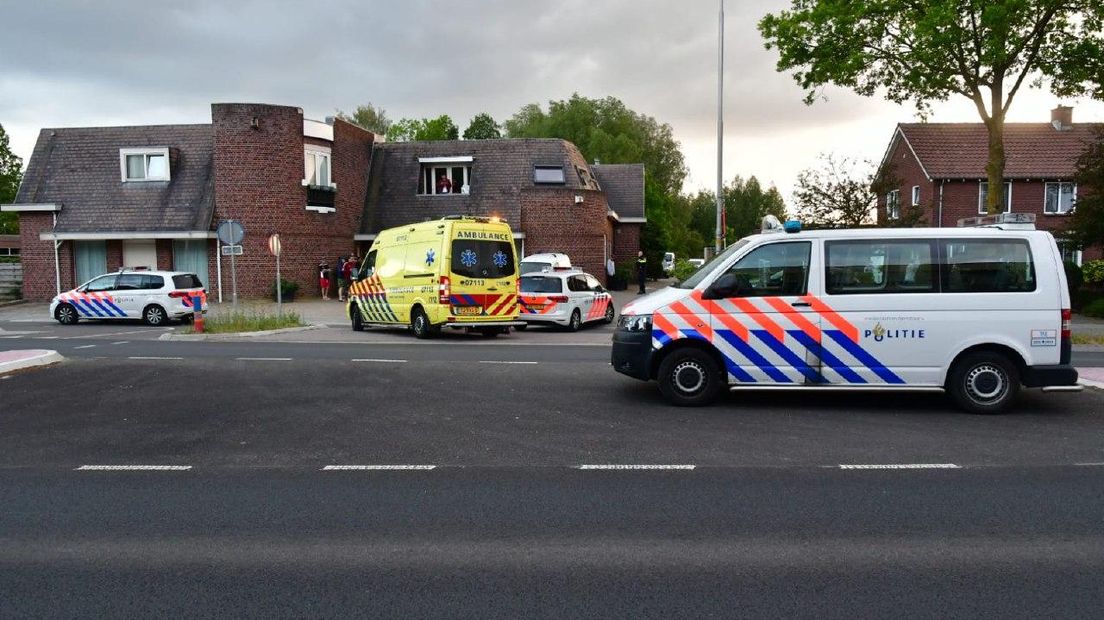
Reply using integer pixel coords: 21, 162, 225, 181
636, 250, 647, 295
336, 255, 347, 302
318, 261, 331, 300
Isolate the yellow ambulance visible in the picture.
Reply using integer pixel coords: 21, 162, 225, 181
347, 216, 522, 338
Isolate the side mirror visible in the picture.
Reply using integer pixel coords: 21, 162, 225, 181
703, 273, 749, 299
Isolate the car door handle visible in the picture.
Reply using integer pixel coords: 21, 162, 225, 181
791, 301, 811, 307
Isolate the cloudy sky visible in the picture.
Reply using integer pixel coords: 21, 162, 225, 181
2, 0, 1102, 204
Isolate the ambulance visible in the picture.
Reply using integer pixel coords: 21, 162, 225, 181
612, 214, 1080, 413
347, 216, 522, 338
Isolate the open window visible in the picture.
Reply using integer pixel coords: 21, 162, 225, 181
120, 148, 170, 182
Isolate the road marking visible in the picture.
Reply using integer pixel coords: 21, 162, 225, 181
73, 344, 97, 349
39, 336, 59, 340
478, 360, 539, 365
76, 465, 192, 471
235, 357, 293, 361
1074, 462, 1104, 467
352, 358, 408, 363
128, 356, 184, 361
68, 329, 163, 340
575, 464, 696, 470
111, 341, 129, 345
322, 465, 437, 471
0, 335, 21, 339
839, 464, 960, 470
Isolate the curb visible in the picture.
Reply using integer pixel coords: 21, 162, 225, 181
159, 324, 320, 341
0, 349, 64, 375
0, 299, 28, 308
1079, 378, 1104, 390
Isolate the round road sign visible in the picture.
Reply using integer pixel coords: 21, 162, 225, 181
216, 220, 245, 245
268, 234, 282, 256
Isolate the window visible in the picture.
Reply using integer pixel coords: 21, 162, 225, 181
115, 274, 145, 290
1045, 182, 1076, 215
520, 276, 562, 294
911, 185, 921, 206
826, 240, 935, 295
941, 239, 1035, 293
304, 148, 332, 187
83, 275, 117, 292
886, 190, 900, 220
978, 181, 1012, 214
420, 164, 471, 195
142, 275, 165, 290
715, 242, 811, 297
120, 148, 170, 182
171, 274, 204, 289
450, 239, 515, 278
358, 251, 377, 279
1057, 239, 1082, 266
534, 166, 566, 184
567, 275, 589, 292
584, 274, 603, 291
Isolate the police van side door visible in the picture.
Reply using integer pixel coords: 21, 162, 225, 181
567, 275, 592, 320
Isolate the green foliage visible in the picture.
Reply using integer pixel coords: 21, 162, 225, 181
0, 255, 19, 263
759, 0, 1104, 214
189, 310, 304, 334
793, 154, 879, 228
671, 259, 698, 283
270, 277, 299, 299
385, 115, 460, 142
0, 123, 22, 234
1082, 298, 1104, 319
1070, 130, 1104, 248
667, 176, 787, 260
463, 113, 502, 140
1083, 259, 1104, 285
1065, 261, 1084, 294
336, 103, 392, 135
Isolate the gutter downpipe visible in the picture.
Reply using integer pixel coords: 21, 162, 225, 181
52, 213, 61, 295
937, 180, 945, 227
216, 238, 223, 303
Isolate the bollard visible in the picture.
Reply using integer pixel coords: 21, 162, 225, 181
192, 295, 204, 333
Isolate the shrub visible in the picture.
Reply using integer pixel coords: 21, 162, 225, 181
671, 259, 698, 282
1065, 261, 1084, 294
1083, 259, 1104, 285
187, 310, 303, 334
1082, 298, 1104, 319
270, 277, 299, 300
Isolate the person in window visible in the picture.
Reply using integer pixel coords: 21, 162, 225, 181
436, 174, 452, 195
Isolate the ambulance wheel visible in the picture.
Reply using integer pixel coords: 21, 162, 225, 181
143, 305, 167, 326
947, 351, 1020, 414
514, 323, 527, 331
479, 328, 499, 338
351, 305, 364, 332
410, 308, 436, 339
657, 348, 724, 407
604, 304, 615, 324
55, 304, 79, 325
567, 309, 582, 332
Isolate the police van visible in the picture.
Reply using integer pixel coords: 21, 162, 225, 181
612, 214, 1079, 413
348, 216, 521, 338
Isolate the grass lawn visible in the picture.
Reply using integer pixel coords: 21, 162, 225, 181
1072, 334, 1104, 346
184, 310, 304, 334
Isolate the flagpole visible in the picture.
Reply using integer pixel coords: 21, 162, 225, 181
715, 0, 725, 254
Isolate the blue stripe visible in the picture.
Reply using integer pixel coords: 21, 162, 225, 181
652, 328, 672, 347
78, 298, 105, 317
716, 329, 792, 383
788, 330, 866, 385
681, 329, 756, 383
824, 330, 906, 384
463, 294, 478, 306
104, 300, 127, 317
88, 298, 118, 317
752, 330, 827, 384
68, 300, 90, 317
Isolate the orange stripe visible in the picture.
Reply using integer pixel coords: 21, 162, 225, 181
729, 298, 785, 342
801, 295, 858, 342
688, 291, 748, 341
763, 297, 820, 341
668, 301, 713, 342
652, 311, 681, 340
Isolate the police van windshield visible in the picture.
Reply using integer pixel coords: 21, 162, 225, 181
451, 240, 516, 278
675, 239, 750, 289
520, 262, 550, 275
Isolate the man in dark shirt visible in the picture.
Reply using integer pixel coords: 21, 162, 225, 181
636, 250, 647, 294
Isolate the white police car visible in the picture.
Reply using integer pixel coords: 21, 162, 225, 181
50, 270, 207, 326
517, 269, 615, 331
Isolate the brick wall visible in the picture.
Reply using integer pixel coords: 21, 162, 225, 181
18, 213, 73, 300
156, 239, 174, 270
106, 240, 123, 271
211, 104, 373, 298
612, 224, 640, 266
520, 188, 612, 282
877, 136, 935, 226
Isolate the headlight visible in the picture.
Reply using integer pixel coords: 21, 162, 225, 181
617, 314, 652, 332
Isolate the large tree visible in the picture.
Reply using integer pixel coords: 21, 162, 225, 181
792, 154, 881, 227
760, 0, 1104, 214
463, 113, 502, 140
1070, 130, 1104, 248
385, 115, 460, 142
0, 123, 22, 234
336, 103, 392, 135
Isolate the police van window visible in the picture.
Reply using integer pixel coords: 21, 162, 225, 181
450, 240, 516, 278
584, 274, 602, 290
941, 239, 1035, 293
360, 251, 377, 278
142, 275, 165, 290
567, 275, 588, 292
520, 276, 562, 294
115, 274, 144, 290
84, 275, 117, 292
826, 240, 935, 295
717, 241, 810, 298
171, 274, 203, 289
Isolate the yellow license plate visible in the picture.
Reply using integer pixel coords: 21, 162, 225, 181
454, 306, 483, 316
527, 304, 546, 312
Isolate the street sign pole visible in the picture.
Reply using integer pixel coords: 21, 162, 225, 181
217, 219, 246, 311
268, 233, 282, 317
230, 248, 238, 310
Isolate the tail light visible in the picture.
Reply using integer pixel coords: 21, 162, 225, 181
1060, 308, 1072, 365
1061, 308, 1072, 339
439, 276, 451, 304
549, 295, 569, 303
168, 291, 189, 299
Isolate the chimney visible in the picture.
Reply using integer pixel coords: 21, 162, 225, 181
1051, 105, 1073, 131
324, 115, 336, 126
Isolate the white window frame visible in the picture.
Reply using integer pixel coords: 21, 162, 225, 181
534, 165, 566, 185
420, 163, 471, 196
911, 185, 920, 206
303, 146, 333, 188
119, 148, 170, 182
1044, 181, 1077, 215
977, 181, 1012, 214
886, 189, 900, 220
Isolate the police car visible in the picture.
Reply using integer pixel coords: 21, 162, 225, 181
613, 214, 1079, 413
518, 269, 615, 331
50, 270, 207, 326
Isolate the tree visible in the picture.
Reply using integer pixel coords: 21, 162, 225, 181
336, 103, 392, 135
0, 123, 22, 235
792, 154, 880, 228
724, 176, 787, 240
1070, 129, 1104, 248
463, 113, 502, 140
385, 115, 459, 142
760, 1, 1104, 214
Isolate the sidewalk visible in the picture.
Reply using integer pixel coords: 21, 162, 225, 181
0, 349, 63, 374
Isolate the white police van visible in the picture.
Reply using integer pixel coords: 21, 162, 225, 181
612, 214, 1079, 413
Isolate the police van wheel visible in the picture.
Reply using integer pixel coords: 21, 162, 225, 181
947, 351, 1020, 414
55, 304, 79, 325
143, 305, 167, 326
657, 348, 724, 407
604, 305, 616, 324
567, 310, 582, 332
351, 305, 364, 332
411, 309, 436, 339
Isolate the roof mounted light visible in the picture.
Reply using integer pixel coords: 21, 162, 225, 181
783, 220, 802, 233
957, 213, 1036, 229
761, 215, 784, 233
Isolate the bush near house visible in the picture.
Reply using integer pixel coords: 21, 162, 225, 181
671, 259, 698, 283
1082, 299, 1104, 319
1083, 260, 1104, 285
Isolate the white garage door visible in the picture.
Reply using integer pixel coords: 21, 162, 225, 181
123, 240, 157, 270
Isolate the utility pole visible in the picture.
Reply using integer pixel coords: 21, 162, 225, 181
715, 0, 726, 254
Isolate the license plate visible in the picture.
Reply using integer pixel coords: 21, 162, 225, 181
527, 304, 546, 312
454, 306, 483, 316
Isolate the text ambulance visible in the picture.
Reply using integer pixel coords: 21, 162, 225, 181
347, 216, 521, 338
612, 214, 1079, 413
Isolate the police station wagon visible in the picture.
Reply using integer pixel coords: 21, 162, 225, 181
612, 214, 1079, 413
51, 270, 207, 326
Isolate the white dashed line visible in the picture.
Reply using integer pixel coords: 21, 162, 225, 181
575, 464, 696, 470
76, 465, 192, 471
73, 344, 97, 350
478, 360, 538, 365
68, 329, 160, 340
839, 464, 960, 470
322, 465, 437, 471
128, 356, 183, 361
1074, 462, 1104, 467
111, 341, 129, 345
351, 358, 408, 363
235, 357, 293, 361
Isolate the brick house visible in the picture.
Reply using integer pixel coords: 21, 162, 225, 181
876, 105, 1102, 263
356, 139, 644, 282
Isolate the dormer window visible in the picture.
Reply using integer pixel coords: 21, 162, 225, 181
418, 156, 473, 195
534, 165, 566, 184
304, 147, 333, 188
120, 148, 170, 182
